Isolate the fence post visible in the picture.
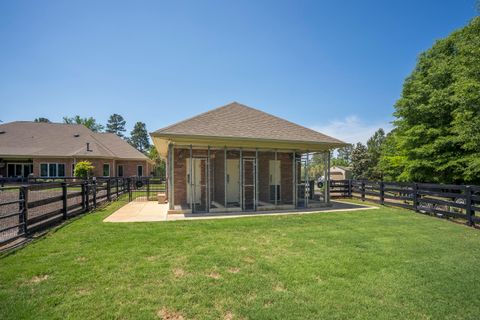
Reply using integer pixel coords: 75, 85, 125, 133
92, 179, 97, 209
412, 183, 418, 212
107, 179, 111, 201
147, 178, 150, 201
116, 178, 119, 199
81, 182, 86, 211
465, 185, 474, 226
20, 186, 29, 235
127, 178, 132, 202
62, 182, 68, 220
380, 181, 385, 205
361, 181, 365, 202
348, 179, 352, 198
85, 181, 90, 211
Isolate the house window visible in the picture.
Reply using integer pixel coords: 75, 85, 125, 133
103, 163, 110, 177
137, 165, 143, 177
72, 163, 75, 176
117, 165, 124, 177
6, 163, 33, 178
40, 163, 66, 177
58, 164, 65, 177
40, 164, 48, 177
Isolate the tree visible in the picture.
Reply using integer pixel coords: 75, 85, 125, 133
364, 128, 386, 180
336, 144, 353, 165
148, 146, 166, 179
383, 17, 480, 183
74, 161, 94, 179
129, 122, 151, 153
34, 117, 51, 123
63, 116, 104, 132
351, 143, 369, 179
106, 114, 126, 137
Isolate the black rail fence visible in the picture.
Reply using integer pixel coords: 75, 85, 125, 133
0, 177, 130, 248
330, 179, 480, 227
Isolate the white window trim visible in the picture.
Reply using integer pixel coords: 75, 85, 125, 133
40, 163, 66, 178
103, 163, 111, 177
137, 165, 143, 177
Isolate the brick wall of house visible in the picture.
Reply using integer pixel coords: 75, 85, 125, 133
173, 148, 187, 206
115, 160, 151, 177
32, 157, 149, 177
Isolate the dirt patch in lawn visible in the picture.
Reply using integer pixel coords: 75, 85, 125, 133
157, 307, 184, 320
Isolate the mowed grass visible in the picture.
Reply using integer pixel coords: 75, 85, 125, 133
1, 201, 480, 319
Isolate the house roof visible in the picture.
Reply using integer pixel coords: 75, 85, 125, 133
152, 102, 345, 147
0, 121, 149, 161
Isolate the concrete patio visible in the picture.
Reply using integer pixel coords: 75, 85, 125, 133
104, 200, 378, 222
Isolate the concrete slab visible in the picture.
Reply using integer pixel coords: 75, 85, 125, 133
104, 200, 377, 223
104, 202, 168, 222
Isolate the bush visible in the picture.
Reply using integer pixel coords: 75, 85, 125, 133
74, 161, 94, 179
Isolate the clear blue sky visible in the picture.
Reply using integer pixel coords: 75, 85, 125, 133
0, 0, 477, 144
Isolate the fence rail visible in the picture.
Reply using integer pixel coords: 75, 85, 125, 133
331, 179, 480, 226
0, 177, 131, 248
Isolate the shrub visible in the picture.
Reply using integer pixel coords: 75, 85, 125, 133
74, 161, 94, 179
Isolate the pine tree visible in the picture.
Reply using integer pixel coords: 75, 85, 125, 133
106, 114, 127, 137
129, 122, 151, 153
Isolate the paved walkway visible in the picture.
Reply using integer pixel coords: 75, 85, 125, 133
104, 200, 377, 223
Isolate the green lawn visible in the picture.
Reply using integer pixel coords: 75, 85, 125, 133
1, 201, 480, 319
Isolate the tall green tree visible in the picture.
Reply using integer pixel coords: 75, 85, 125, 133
129, 122, 151, 153
106, 114, 126, 137
34, 117, 51, 123
384, 17, 480, 183
364, 128, 386, 180
63, 115, 104, 132
351, 143, 369, 179
337, 144, 353, 165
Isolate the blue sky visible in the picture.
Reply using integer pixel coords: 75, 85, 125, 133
0, 0, 477, 144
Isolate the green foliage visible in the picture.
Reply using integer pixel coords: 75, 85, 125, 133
34, 117, 51, 123
383, 17, 480, 183
128, 122, 151, 153
63, 115, 104, 132
351, 142, 369, 179
148, 145, 166, 179
74, 161, 94, 178
106, 114, 127, 137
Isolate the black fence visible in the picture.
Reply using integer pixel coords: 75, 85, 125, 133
330, 180, 480, 226
0, 177, 129, 247
129, 177, 166, 201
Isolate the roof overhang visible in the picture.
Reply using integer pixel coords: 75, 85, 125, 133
151, 133, 346, 158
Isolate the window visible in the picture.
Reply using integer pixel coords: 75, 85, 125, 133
72, 163, 75, 176
58, 164, 65, 177
6, 163, 33, 178
137, 165, 143, 177
117, 165, 124, 177
103, 163, 110, 177
40, 164, 48, 177
40, 163, 65, 177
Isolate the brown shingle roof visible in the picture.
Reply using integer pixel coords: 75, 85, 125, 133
0, 121, 148, 160
152, 102, 345, 146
